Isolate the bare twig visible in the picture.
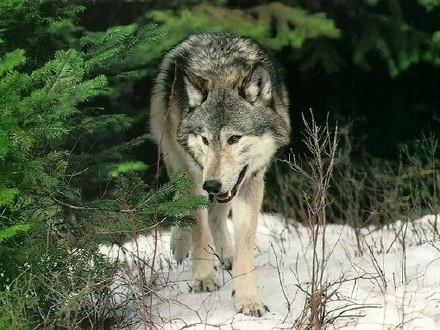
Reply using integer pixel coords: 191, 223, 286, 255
289, 110, 338, 329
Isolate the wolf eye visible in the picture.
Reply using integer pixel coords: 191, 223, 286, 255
201, 136, 209, 145
228, 135, 242, 145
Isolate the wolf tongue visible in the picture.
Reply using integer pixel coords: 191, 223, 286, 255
215, 191, 232, 201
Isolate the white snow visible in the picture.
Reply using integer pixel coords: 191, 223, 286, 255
101, 213, 440, 329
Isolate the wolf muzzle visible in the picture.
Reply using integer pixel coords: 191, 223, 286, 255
203, 165, 248, 203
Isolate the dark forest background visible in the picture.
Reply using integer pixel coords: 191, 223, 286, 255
82, 0, 440, 158
1, 0, 439, 328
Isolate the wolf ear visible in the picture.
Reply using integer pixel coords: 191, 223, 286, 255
241, 63, 272, 104
184, 70, 208, 110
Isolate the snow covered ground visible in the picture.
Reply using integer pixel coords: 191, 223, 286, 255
101, 213, 440, 329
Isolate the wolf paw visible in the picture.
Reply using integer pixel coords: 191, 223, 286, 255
235, 295, 269, 317
170, 228, 191, 263
189, 276, 219, 293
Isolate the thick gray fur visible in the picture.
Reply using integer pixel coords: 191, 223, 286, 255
150, 32, 290, 317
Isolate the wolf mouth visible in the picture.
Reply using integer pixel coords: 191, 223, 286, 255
214, 165, 248, 203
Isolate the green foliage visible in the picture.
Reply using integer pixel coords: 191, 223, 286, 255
25, 49, 107, 140
0, 0, 86, 67
81, 23, 166, 74
419, 0, 440, 11
148, 3, 340, 59
250, 3, 340, 49
81, 114, 133, 134
0, 49, 26, 74
108, 161, 147, 177
0, 0, 207, 328
0, 46, 108, 210
0, 224, 30, 244
153, 171, 210, 224
86, 170, 209, 245
0, 188, 17, 207
350, 1, 428, 76
305, 0, 440, 75
0, 247, 121, 330
149, 1, 440, 76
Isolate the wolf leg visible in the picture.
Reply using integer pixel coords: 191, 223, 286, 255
231, 174, 268, 317
170, 226, 191, 263
190, 207, 219, 292
209, 201, 234, 270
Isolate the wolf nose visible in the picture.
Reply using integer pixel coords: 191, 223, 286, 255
203, 180, 222, 194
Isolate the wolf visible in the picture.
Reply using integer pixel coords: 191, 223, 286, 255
150, 32, 290, 317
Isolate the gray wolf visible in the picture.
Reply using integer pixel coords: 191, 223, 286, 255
150, 32, 290, 317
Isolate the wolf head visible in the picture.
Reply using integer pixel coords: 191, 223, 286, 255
156, 33, 290, 202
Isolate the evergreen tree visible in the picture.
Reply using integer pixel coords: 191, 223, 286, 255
0, 1, 208, 327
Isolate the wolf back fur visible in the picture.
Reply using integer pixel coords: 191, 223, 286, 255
150, 32, 290, 317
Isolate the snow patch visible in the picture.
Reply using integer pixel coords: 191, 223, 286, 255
100, 214, 440, 329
